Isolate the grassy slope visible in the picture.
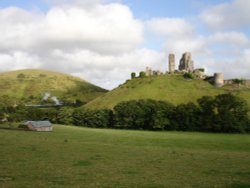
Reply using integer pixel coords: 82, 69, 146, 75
86, 74, 250, 109
0, 125, 250, 187
0, 69, 107, 103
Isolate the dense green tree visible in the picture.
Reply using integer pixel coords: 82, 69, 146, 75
72, 108, 85, 126
57, 107, 74, 125
131, 72, 136, 79
197, 96, 217, 131
42, 108, 59, 123
8, 106, 45, 122
151, 101, 175, 130
214, 93, 249, 133
172, 102, 200, 131
113, 100, 142, 129
113, 99, 174, 130
72, 108, 112, 128
232, 78, 244, 85
139, 71, 146, 78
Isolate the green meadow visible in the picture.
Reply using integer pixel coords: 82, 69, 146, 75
86, 74, 250, 109
1, 125, 250, 187
0, 69, 107, 104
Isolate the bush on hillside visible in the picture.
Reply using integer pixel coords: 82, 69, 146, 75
232, 78, 244, 85
139, 71, 146, 78
131, 72, 136, 79
183, 72, 194, 79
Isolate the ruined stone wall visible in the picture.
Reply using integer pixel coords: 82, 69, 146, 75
168, 53, 175, 73
145, 67, 152, 76
179, 52, 194, 72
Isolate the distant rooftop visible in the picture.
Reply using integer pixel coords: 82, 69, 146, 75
24, 121, 52, 128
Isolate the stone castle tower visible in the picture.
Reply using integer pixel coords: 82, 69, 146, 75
179, 52, 194, 72
145, 67, 152, 76
214, 73, 224, 87
168, 53, 175, 73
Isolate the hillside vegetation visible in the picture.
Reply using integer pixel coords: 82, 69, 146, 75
85, 74, 250, 109
0, 69, 107, 104
1, 125, 250, 187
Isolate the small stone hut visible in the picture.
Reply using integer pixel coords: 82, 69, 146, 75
24, 121, 53, 132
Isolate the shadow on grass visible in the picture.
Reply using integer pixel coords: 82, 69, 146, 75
229, 183, 250, 188
73, 160, 92, 167
0, 127, 28, 131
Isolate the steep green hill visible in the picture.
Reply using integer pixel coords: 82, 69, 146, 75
0, 69, 107, 104
85, 74, 250, 109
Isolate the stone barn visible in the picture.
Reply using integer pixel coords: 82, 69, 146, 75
24, 121, 53, 131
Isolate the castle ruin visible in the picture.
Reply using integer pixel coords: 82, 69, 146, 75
145, 67, 152, 76
145, 67, 162, 76
140, 51, 248, 88
168, 53, 175, 73
214, 73, 224, 87
178, 52, 194, 72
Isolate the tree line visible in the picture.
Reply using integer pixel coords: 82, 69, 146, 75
1, 93, 249, 133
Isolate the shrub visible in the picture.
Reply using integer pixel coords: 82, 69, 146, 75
183, 72, 194, 79
139, 71, 146, 78
232, 78, 244, 85
131, 72, 136, 79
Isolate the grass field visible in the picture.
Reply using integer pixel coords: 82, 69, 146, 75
86, 74, 250, 109
1, 125, 250, 188
0, 69, 107, 104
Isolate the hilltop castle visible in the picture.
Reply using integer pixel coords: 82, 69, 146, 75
145, 52, 201, 77
168, 52, 194, 73
178, 52, 194, 72
139, 51, 249, 88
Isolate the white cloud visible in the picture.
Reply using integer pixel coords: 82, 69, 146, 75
0, 51, 41, 71
0, 2, 149, 89
43, 4, 143, 53
0, 4, 143, 54
207, 49, 250, 79
201, 0, 250, 30
43, 48, 165, 89
146, 17, 210, 69
146, 18, 195, 38
208, 32, 249, 46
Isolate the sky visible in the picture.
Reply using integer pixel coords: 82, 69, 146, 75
0, 0, 250, 89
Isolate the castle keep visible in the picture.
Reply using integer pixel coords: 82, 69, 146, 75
178, 52, 194, 72
167, 52, 195, 73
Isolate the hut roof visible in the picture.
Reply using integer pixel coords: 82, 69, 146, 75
25, 121, 52, 128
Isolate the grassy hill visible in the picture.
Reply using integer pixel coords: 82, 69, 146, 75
1, 125, 250, 187
0, 69, 107, 104
85, 74, 250, 109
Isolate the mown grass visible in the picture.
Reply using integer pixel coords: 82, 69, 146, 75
1, 125, 250, 187
86, 74, 250, 109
